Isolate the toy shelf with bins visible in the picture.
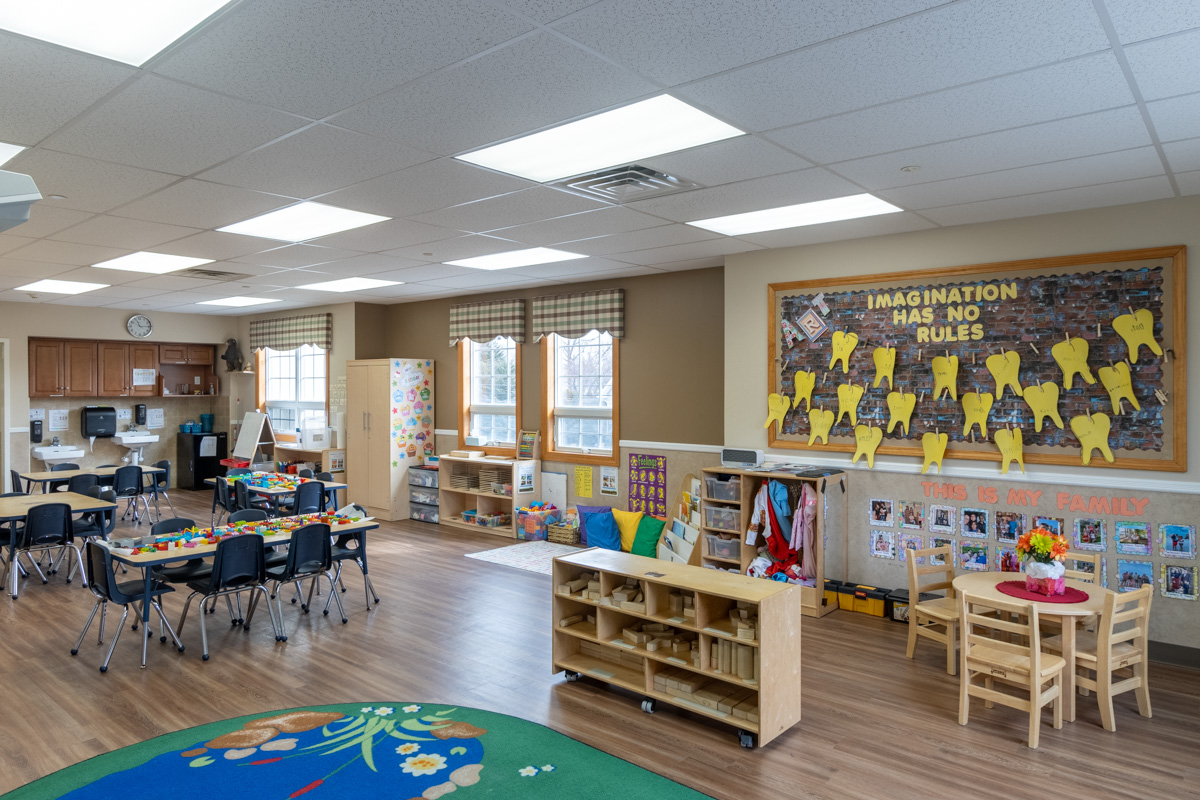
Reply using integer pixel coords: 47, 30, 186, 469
699, 466, 846, 618
437, 455, 540, 538
552, 548, 804, 748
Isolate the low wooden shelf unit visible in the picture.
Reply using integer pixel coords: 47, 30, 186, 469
438, 455, 540, 538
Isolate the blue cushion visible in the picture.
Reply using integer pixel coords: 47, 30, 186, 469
579, 508, 619, 551
576, 504, 612, 547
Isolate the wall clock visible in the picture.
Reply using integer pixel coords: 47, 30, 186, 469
126, 314, 153, 339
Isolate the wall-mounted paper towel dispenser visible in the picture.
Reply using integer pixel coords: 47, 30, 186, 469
81, 406, 117, 438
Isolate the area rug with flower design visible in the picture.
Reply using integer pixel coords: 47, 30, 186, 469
2, 702, 713, 800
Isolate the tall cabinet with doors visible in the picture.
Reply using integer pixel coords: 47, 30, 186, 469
345, 358, 435, 521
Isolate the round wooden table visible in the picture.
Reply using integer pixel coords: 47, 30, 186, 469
953, 571, 1112, 722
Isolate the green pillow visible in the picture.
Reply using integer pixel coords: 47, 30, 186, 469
631, 514, 667, 558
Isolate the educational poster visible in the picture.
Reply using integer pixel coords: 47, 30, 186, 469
132, 368, 156, 386
768, 247, 1186, 471
48, 409, 68, 431
516, 461, 535, 494
574, 466, 592, 498
28, 408, 45, 421
391, 359, 435, 465
147, 408, 164, 429
600, 466, 618, 496
628, 453, 667, 517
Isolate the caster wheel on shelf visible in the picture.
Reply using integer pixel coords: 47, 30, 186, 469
737, 730, 756, 749
564, 670, 580, 683
641, 699, 656, 714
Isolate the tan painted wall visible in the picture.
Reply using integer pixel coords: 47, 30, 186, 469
353, 303, 389, 359
387, 268, 725, 446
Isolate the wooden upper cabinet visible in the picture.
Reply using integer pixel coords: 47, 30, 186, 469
62, 340, 97, 397
29, 340, 64, 397
130, 343, 159, 397
97, 342, 130, 396
187, 345, 213, 365
160, 344, 188, 364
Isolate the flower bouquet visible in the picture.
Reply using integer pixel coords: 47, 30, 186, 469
1016, 527, 1069, 595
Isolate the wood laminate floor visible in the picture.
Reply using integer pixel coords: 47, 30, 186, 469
1, 489, 1197, 799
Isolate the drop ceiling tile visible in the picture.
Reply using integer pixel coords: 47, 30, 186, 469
230, 244, 368, 269
1124, 29, 1200, 100
496, 0, 598, 23
198, 124, 436, 198
106, 295, 212, 310
679, 0, 1111, 131
1163, 137, 1200, 172
646, 256, 724, 272
6, 239, 131, 266
766, 52, 1134, 164
832, 106, 1152, 189
366, 263, 479, 283
411, 186, 608, 231
508, 256, 640, 278
419, 271, 541, 289
112, 180, 293, 230
735, 212, 937, 249
877, 147, 1165, 209
0, 31, 135, 144
382, 234, 526, 263
152, 0, 533, 118
0, 275, 31, 291
360, 282, 475, 299
640, 136, 812, 187
43, 75, 307, 175
12, 205, 94, 238
5, 149, 180, 214
612, 238, 762, 266
624, 168, 859, 222
1103, 0, 1200, 44
48, 215, 200, 249
920, 175, 1174, 226
1145, 93, 1200, 142
0, 258, 77, 278
0, 289, 52, 303
318, 158, 532, 219
119, 275, 227, 292
308, 218, 456, 252
0, 234, 34, 256
331, 32, 656, 155
48, 285, 172, 305
235, 269, 336, 288
557, 223, 721, 255
487, 207, 667, 246
304, 254, 430, 276
555, 266, 661, 281
554, 0, 952, 85
50, 266, 146, 285
1176, 169, 1200, 195
146, 231, 279, 261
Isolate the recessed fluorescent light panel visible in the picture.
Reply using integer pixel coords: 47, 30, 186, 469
447, 247, 585, 271
457, 95, 743, 183
687, 194, 903, 236
218, 202, 390, 243
91, 252, 214, 274
0, 141, 25, 166
197, 296, 281, 307
0, 1, 231, 66
17, 279, 108, 294
297, 277, 400, 293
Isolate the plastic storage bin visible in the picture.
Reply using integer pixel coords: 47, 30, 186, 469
704, 477, 741, 502
410, 487, 438, 506
884, 589, 940, 622
408, 466, 439, 488
705, 534, 740, 559
837, 583, 890, 617
517, 508, 560, 540
411, 503, 439, 523
704, 505, 741, 532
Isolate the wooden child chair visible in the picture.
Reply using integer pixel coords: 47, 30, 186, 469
905, 545, 959, 674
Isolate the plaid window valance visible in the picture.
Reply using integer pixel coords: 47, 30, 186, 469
448, 298, 526, 346
249, 313, 333, 351
533, 288, 625, 340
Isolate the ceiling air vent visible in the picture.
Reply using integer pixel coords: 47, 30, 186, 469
550, 165, 701, 203
179, 267, 254, 281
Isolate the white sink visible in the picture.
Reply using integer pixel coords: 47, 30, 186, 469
112, 432, 159, 466
33, 445, 87, 466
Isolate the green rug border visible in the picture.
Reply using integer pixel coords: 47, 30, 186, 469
2, 701, 716, 800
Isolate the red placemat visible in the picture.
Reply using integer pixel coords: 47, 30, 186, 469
996, 580, 1089, 603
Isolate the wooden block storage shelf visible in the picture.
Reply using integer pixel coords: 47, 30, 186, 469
438, 455, 540, 538
552, 548, 804, 749
699, 466, 847, 618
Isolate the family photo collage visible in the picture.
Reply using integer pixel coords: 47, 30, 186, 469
868, 499, 1196, 600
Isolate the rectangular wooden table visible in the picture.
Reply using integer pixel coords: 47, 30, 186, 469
0, 491, 117, 520
205, 473, 348, 515
19, 465, 165, 493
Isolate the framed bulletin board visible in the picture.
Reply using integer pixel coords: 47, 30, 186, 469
767, 246, 1186, 472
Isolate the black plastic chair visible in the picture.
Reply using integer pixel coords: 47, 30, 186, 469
249, 523, 344, 639
146, 460, 176, 519
67, 487, 118, 582
177, 534, 279, 660
66, 473, 99, 495
96, 465, 119, 488
72, 542, 182, 671
211, 478, 237, 528
48, 463, 79, 493
316, 472, 339, 511
279, 481, 324, 516
10, 469, 25, 493
228, 509, 269, 523
6, 503, 83, 598
235, 480, 272, 515
0, 491, 28, 583
297, 469, 314, 479
113, 466, 151, 525
148, 517, 211, 586
325, 528, 380, 614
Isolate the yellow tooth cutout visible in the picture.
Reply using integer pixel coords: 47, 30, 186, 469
852, 424, 883, 468
828, 330, 859, 373
886, 389, 916, 436
836, 382, 865, 427
792, 369, 817, 412
994, 427, 1025, 475
763, 392, 791, 432
1023, 382, 1063, 432
1098, 361, 1141, 413
872, 346, 896, 389
1112, 308, 1162, 363
961, 391, 994, 439
1070, 412, 1114, 466
921, 431, 948, 474
807, 407, 835, 446
931, 354, 959, 401
1051, 335, 1095, 389
985, 350, 1023, 399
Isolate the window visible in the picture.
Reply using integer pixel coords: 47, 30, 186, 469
459, 336, 521, 452
262, 344, 327, 433
542, 330, 619, 464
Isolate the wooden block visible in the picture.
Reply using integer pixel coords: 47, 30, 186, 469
555, 585, 570, 595
565, 577, 590, 592
683, 607, 696, 618
670, 595, 683, 613
737, 644, 754, 680
558, 614, 582, 628
586, 580, 601, 593
644, 623, 668, 633
754, 648, 760, 681
621, 601, 646, 613
598, 596, 612, 605
747, 707, 759, 724
718, 688, 756, 714
736, 625, 756, 641
733, 696, 757, 717
646, 639, 661, 652
675, 673, 707, 694
585, 614, 595, 624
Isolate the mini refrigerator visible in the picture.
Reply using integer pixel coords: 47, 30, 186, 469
177, 432, 228, 490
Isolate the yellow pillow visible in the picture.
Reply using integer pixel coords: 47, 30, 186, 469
611, 508, 644, 552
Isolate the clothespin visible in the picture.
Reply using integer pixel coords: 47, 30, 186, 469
920, 391, 925, 403
970, 430, 975, 443
971, 352, 976, 364
945, 349, 949, 359
1064, 332, 1070, 344
1030, 342, 1039, 354
917, 348, 922, 361
1118, 399, 1125, 415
